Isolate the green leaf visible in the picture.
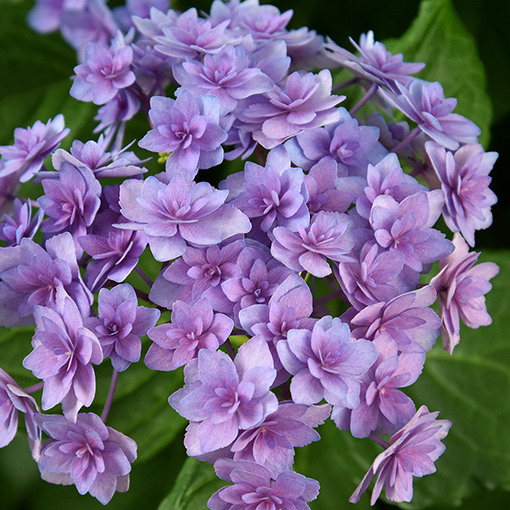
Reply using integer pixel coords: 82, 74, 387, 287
157, 457, 225, 510
384, 0, 492, 147
296, 250, 510, 509
0, 3, 96, 148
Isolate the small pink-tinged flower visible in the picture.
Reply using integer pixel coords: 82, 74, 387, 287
430, 233, 499, 354
169, 337, 277, 457
380, 79, 481, 151
23, 297, 103, 421
426, 141, 498, 247
350, 406, 451, 505
71, 31, 136, 105
0, 115, 69, 182
35, 412, 137, 505
0, 368, 40, 459
145, 298, 233, 371
85, 284, 160, 372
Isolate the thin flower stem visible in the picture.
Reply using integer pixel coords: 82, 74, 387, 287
23, 381, 44, 394
350, 82, 378, 115
332, 76, 359, 93
369, 432, 390, 449
135, 264, 153, 288
314, 288, 345, 307
133, 287, 150, 303
391, 127, 421, 154
101, 369, 119, 423
225, 338, 236, 360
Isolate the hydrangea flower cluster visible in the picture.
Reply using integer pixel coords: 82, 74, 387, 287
0, 0, 499, 507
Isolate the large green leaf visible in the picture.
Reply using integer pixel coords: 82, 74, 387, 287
0, 3, 98, 149
384, 0, 492, 147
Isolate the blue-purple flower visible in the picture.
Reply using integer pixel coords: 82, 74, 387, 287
0, 368, 40, 457
145, 298, 233, 371
380, 79, 481, 150
139, 90, 228, 180
277, 316, 378, 408
0, 198, 44, 246
38, 162, 102, 255
35, 412, 137, 505
231, 402, 330, 477
0, 232, 93, 327
237, 69, 344, 148
169, 337, 277, 456
173, 45, 274, 115
85, 283, 160, 371
271, 211, 356, 277
117, 174, 251, 262
71, 31, 136, 105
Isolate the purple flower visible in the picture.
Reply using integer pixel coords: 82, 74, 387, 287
349, 406, 451, 505
23, 297, 103, 420
94, 88, 140, 134
145, 298, 233, 371
0, 232, 93, 327
38, 162, 102, 255
285, 107, 386, 176
239, 274, 316, 385
85, 284, 160, 371
0, 198, 44, 246
336, 241, 406, 311
158, 239, 245, 313
52, 136, 147, 179
232, 145, 309, 234
169, 337, 277, 456
155, 8, 232, 60
356, 152, 427, 220
0, 368, 40, 457
333, 336, 425, 438
173, 45, 274, 115
324, 32, 425, 92
271, 211, 356, 277
430, 233, 499, 354
277, 316, 378, 408
0, 115, 69, 182
240, 274, 315, 344
71, 31, 136, 105
117, 174, 251, 262
380, 79, 481, 150
425, 141, 498, 247
349, 285, 442, 352
208, 458, 320, 510
369, 190, 453, 279
237, 69, 344, 149
231, 402, 330, 477
303, 158, 354, 214
139, 91, 228, 180
35, 412, 137, 505
221, 241, 294, 324
78, 221, 147, 293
